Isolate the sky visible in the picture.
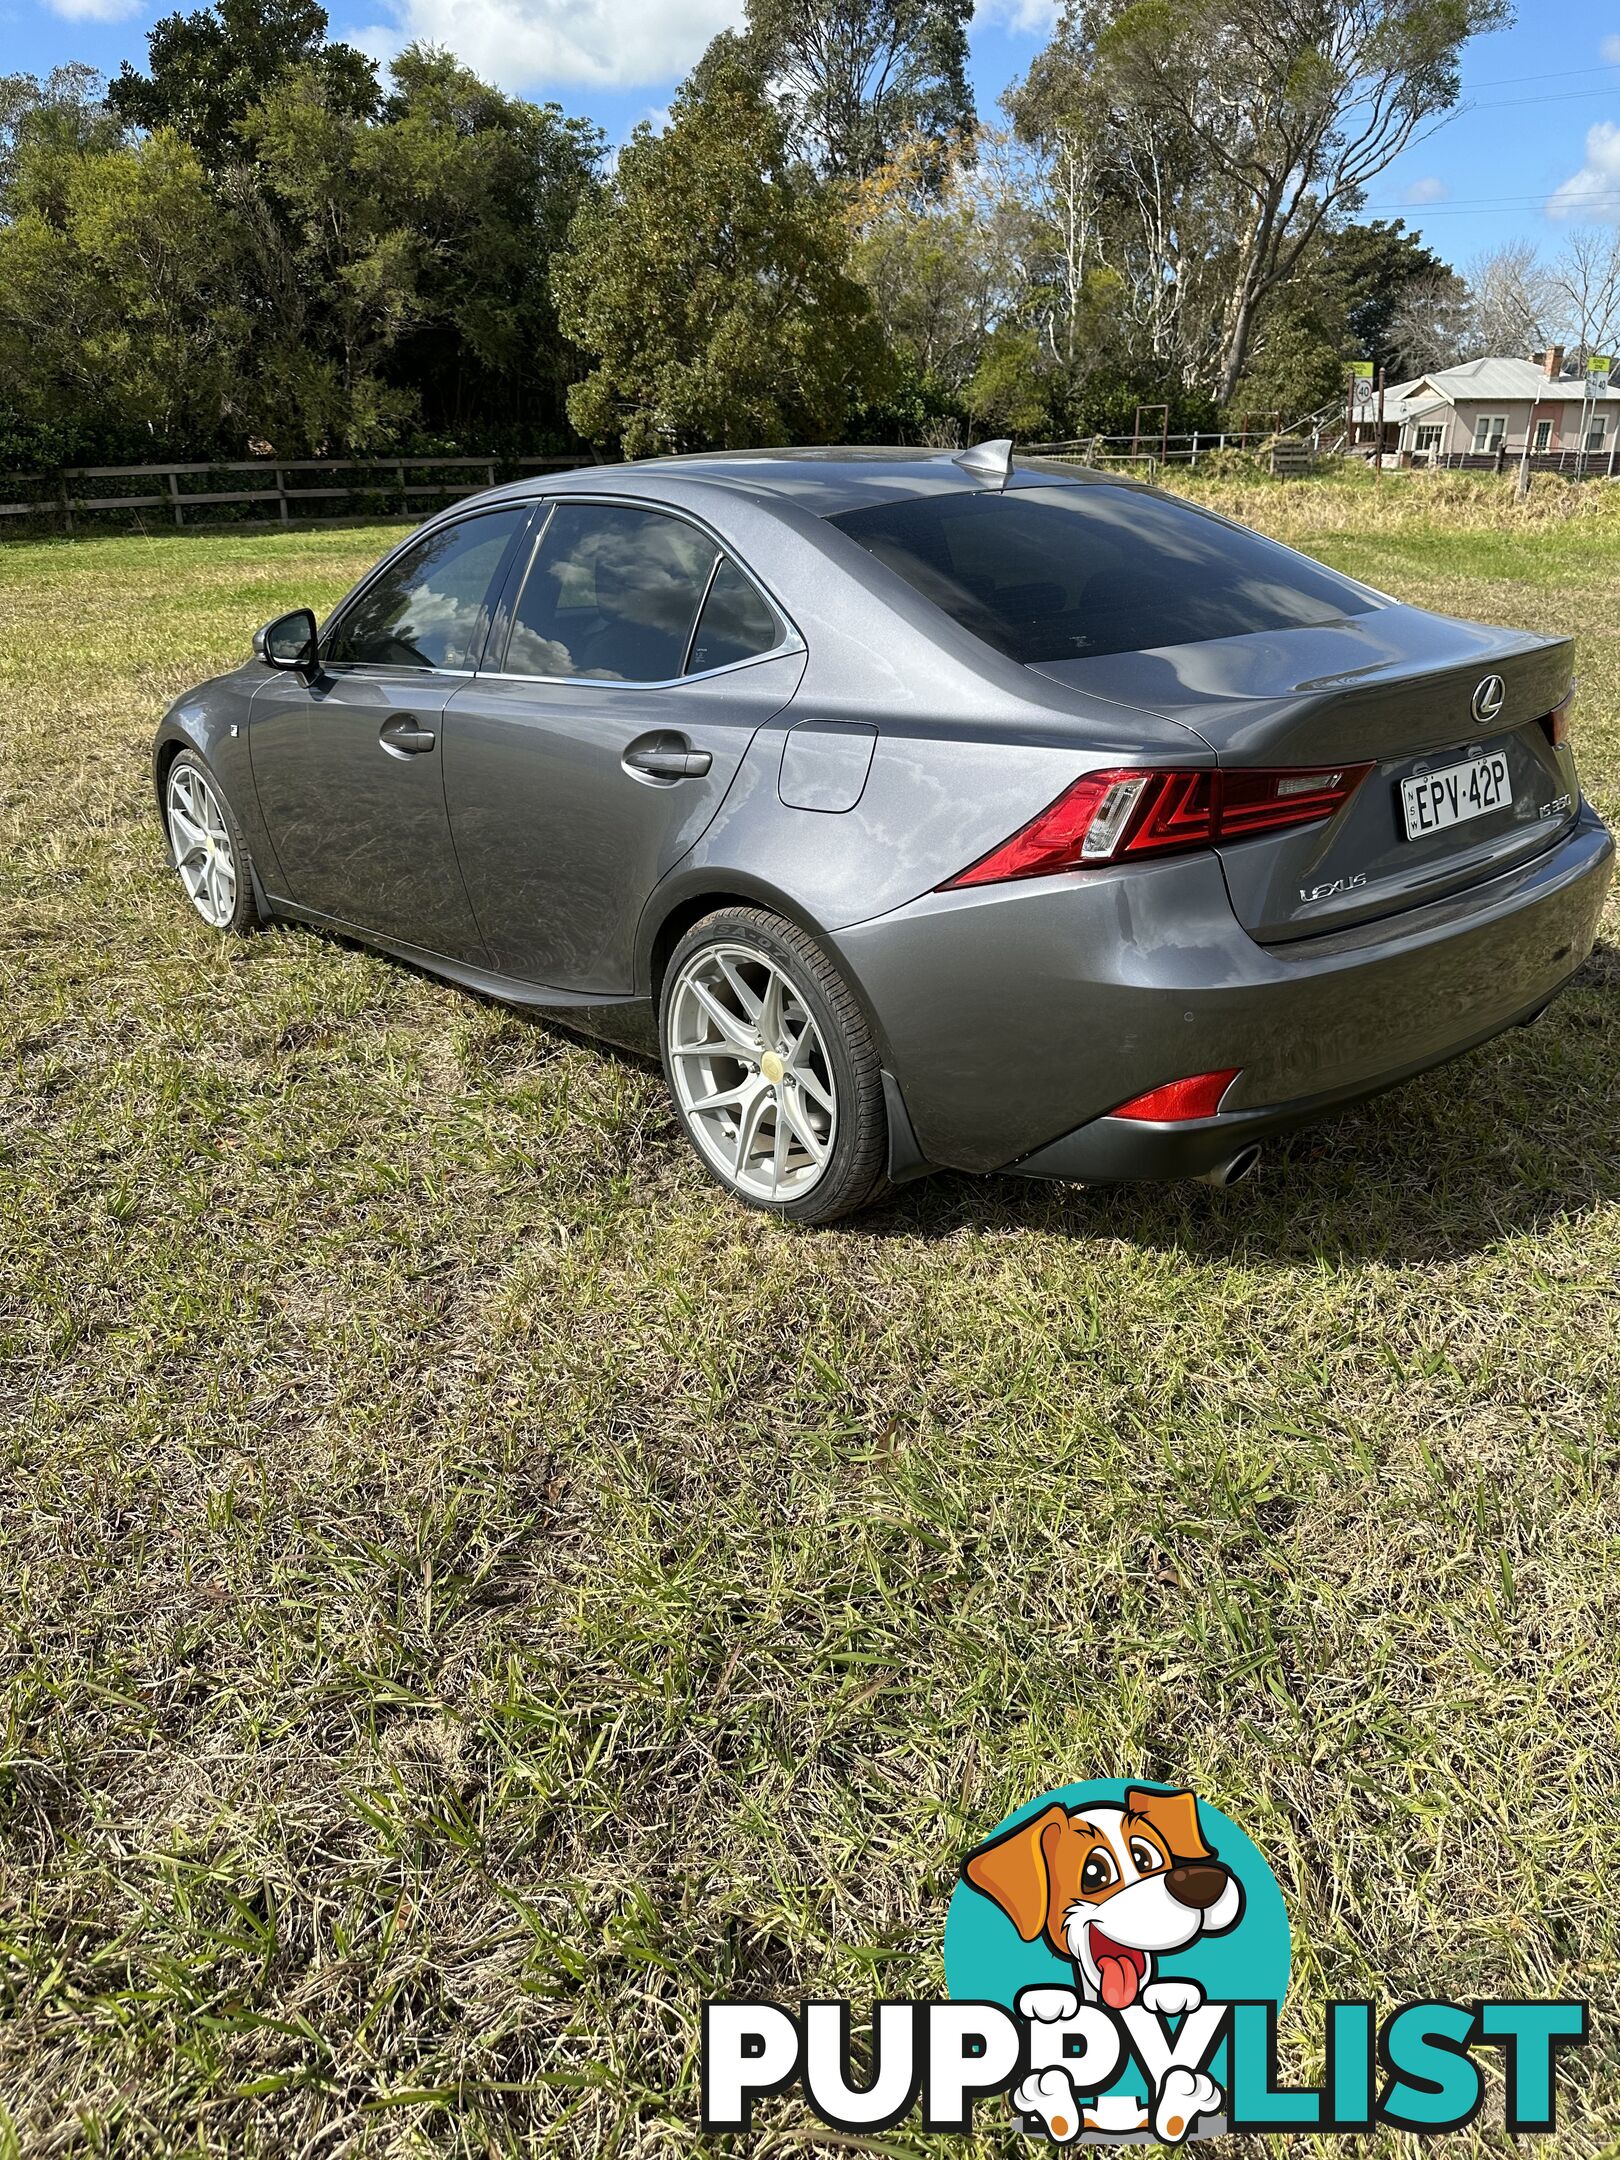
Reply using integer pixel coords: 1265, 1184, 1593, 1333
8, 0, 1620, 273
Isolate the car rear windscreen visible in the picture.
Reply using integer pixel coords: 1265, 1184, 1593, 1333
827, 484, 1377, 664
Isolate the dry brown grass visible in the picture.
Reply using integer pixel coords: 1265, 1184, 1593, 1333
0, 479, 1618, 2156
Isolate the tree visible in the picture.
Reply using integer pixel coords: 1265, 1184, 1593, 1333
1463, 240, 1553, 360
1548, 227, 1620, 367
0, 128, 250, 454
847, 131, 1030, 399
555, 52, 887, 456
109, 0, 378, 169
1386, 267, 1471, 373
2, 66, 122, 215
1234, 218, 1464, 413
1006, 44, 1229, 397
742, 0, 974, 184
1017, 0, 1507, 403
366, 51, 602, 445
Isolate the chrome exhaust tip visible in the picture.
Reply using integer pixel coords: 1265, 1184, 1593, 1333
1199, 1143, 1263, 1188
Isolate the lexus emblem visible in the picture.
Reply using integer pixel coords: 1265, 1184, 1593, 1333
1472, 674, 1505, 723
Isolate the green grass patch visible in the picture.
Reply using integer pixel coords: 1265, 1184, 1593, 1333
1, 480, 1618, 2154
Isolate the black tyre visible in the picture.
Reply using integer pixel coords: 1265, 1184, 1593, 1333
659, 905, 890, 1224
163, 750, 259, 936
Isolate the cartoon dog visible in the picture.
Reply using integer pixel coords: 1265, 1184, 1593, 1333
962, 1786, 1243, 2142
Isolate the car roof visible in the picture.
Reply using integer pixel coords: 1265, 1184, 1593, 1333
490, 447, 1122, 519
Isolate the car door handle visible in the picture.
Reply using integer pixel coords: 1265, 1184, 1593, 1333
623, 733, 712, 781
379, 715, 437, 756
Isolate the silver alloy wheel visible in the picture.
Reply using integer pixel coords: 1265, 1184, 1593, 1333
166, 761, 238, 929
667, 940, 838, 1201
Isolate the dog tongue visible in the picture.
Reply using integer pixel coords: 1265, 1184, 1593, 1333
1098, 1954, 1139, 2010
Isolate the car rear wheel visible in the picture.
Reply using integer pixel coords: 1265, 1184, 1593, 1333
164, 751, 257, 935
660, 907, 889, 1224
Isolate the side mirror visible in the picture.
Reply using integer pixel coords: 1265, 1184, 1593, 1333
254, 607, 320, 675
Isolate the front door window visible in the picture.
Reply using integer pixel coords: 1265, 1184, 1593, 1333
325, 509, 528, 672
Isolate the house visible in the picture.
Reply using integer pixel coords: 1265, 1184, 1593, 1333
1351, 348, 1615, 467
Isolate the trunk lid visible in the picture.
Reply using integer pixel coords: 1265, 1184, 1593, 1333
1030, 606, 1577, 941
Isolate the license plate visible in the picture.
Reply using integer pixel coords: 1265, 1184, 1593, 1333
1400, 751, 1513, 840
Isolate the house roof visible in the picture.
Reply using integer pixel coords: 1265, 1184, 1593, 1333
1385, 357, 1612, 421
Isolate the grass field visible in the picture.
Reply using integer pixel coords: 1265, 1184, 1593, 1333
2, 471, 1618, 2156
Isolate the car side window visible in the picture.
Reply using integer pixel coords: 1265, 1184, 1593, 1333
686, 557, 783, 674
325, 508, 528, 671
502, 503, 720, 683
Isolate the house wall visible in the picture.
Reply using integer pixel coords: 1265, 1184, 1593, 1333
1400, 400, 1610, 456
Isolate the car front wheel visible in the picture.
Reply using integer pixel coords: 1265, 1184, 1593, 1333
163, 750, 258, 935
660, 906, 889, 1224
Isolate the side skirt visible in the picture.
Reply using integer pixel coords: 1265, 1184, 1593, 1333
261, 894, 660, 1055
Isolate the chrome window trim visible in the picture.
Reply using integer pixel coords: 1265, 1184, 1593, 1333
474, 643, 804, 692
310, 663, 479, 682
485, 491, 803, 688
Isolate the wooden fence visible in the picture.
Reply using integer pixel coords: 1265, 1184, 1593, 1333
0, 453, 594, 531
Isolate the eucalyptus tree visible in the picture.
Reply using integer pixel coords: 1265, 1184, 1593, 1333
744, 0, 975, 184
1012, 0, 1507, 403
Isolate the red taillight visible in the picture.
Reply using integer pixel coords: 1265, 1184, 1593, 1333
1542, 685, 1575, 748
940, 763, 1371, 889
1112, 1069, 1240, 1121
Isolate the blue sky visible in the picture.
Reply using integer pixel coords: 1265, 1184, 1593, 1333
9, 0, 1620, 272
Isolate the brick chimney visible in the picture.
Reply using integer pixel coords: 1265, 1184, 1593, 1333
1544, 344, 1565, 379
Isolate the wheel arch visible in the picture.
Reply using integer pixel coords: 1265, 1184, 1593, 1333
641, 873, 891, 1057
152, 727, 191, 821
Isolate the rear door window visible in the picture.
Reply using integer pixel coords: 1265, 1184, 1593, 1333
501, 503, 720, 682
827, 485, 1376, 664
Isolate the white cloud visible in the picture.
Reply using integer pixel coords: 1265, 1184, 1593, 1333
1404, 176, 1448, 204
972, 0, 1060, 31
1603, 34, 1620, 63
1548, 119, 1620, 222
46, 0, 140, 19
356, 0, 744, 89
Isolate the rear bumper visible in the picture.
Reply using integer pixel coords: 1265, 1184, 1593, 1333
831, 805, 1613, 1179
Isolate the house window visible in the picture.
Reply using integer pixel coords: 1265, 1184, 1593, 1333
1587, 415, 1608, 453
1473, 414, 1507, 452
1415, 424, 1444, 455
1533, 419, 1552, 452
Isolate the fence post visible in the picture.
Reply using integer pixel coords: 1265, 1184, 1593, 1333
1191, 430, 1199, 465
59, 473, 74, 534
276, 466, 289, 524
1609, 442, 1617, 480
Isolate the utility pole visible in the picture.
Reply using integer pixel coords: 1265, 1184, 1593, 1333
1375, 369, 1385, 484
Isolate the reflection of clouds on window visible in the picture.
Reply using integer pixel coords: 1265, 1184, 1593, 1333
505, 504, 718, 683
396, 585, 485, 668
327, 509, 525, 669
503, 622, 624, 680
546, 518, 716, 633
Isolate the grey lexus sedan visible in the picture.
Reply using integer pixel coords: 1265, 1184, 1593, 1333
153, 445, 1613, 1222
